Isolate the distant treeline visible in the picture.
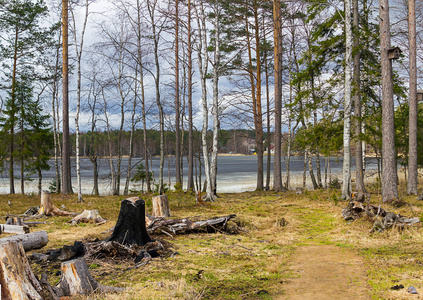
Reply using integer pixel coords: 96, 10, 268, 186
69, 128, 261, 158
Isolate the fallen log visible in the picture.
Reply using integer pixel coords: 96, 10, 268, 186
146, 214, 237, 236
0, 224, 29, 234
5, 216, 45, 227
57, 258, 124, 296
69, 209, 107, 225
0, 230, 48, 251
38, 190, 76, 217
107, 197, 153, 246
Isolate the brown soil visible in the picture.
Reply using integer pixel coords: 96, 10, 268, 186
278, 243, 370, 300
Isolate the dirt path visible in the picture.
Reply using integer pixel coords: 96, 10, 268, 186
278, 244, 370, 300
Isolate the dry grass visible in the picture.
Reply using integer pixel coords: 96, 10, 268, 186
1, 184, 423, 299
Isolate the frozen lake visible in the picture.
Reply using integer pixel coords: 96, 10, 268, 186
0, 155, 378, 195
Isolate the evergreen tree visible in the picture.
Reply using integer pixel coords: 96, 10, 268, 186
0, 0, 57, 194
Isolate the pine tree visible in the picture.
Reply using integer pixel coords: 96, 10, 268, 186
0, 0, 57, 194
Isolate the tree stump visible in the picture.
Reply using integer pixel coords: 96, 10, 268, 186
107, 197, 153, 246
57, 258, 124, 296
39, 190, 76, 217
0, 241, 43, 300
69, 209, 107, 225
0, 231, 48, 251
152, 194, 171, 217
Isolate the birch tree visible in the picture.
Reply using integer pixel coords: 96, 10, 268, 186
341, 0, 353, 200
70, 0, 91, 202
194, 0, 213, 201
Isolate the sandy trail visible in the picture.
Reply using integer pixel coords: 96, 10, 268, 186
277, 244, 370, 300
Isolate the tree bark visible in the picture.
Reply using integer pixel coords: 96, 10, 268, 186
62, 0, 72, 195
379, 0, 399, 202
175, 0, 181, 186
0, 241, 44, 300
273, 0, 283, 191
407, 0, 418, 195
152, 195, 171, 218
353, 0, 367, 199
39, 190, 76, 217
58, 258, 124, 296
187, 0, 194, 192
195, 0, 213, 201
210, 0, 220, 196
107, 197, 153, 246
342, 0, 353, 200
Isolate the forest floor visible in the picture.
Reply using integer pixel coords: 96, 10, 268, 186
1, 182, 423, 300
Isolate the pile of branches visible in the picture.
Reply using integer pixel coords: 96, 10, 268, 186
342, 199, 420, 232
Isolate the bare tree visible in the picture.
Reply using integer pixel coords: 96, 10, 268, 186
187, 0, 194, 192
147, 0, 167, 194
194, 0, 213, 201
70, 0, 91, 202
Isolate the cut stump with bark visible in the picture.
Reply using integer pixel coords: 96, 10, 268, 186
39, 190, 76, 217
0, 241, 44, 300
0, 230, 48, 251
57, 258, 124, 296
69, 209, 107, 225
107, 197, 153, 246
152, 194, 171, 217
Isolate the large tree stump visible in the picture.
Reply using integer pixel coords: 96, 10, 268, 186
107, 197, 153, 246
0, 231, 48, 251
0, 241, 44, 300
39, 190, 76, 217
57, 258, 124, 296
152, 194, 171, 217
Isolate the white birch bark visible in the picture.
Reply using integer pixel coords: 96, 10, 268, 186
194, 0, 212, 201
210, 1, 220, 198
70, 0, 89, 202
341, 0, 352, 200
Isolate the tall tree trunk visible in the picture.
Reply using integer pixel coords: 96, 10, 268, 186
265, 50, 271, 191
342, 0, 353, 200
253, 3, 263, 191
210, 1, 220, 196
9, 26, 19, 195
175, 0, 181, 185
195, 0, 213, 201
353, 0, 366, 199
303, 151, 307, 188
407, 0, 418, 195
379, 0, 398, 202
147, 0, 164, 195
187, 0, 194, 192
70, 0, 89, 203
273, 0, 283, 191
62, 0, 72, 195
52, 32, 61, 194
308, 153, 318, 190
136, 0, 150, 193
